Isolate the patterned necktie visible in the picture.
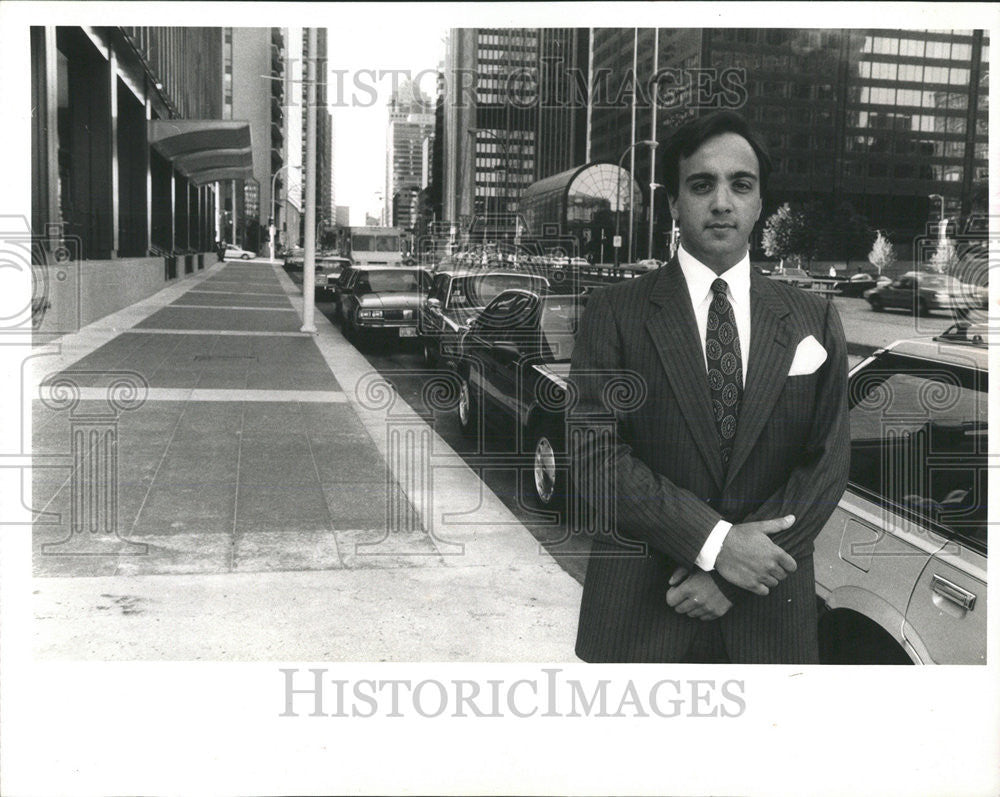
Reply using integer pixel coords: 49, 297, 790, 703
705, 278, 743, 468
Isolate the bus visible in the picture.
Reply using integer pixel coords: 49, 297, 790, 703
343, 226, 404, 266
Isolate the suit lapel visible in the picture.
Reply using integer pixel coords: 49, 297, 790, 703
646, 260, 725, 490
723, 273, 795, 489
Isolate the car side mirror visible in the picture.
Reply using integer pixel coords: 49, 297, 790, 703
427, 297, 441, 312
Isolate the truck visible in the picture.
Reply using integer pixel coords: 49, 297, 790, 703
342, 226, 404, 266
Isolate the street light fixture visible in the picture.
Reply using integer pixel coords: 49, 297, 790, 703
615, 139, 658, 267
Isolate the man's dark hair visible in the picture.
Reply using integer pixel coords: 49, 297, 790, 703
661, 110, 772, 199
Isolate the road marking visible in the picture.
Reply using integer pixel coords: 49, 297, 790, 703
37, 386, 347, 403
186, 289, 287, 296
124, 329, 313, 337
166, 304, 297, 312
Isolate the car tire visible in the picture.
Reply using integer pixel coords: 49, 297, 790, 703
916, 298, 931, 317
241, 254, 250, 260
422, 339, 437, 366
524, 420, 566, 509
457, 373, 479, 438
868, 296, 883, 312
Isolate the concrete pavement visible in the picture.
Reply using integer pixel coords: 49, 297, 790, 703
30, 257, 582, 661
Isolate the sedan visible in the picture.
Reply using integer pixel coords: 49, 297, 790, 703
314, 255, 352, 295
864, 271, 982, 316
419, 269, 550, 368
813, 330, 987, 664
222, 243, 256, 260
337, 265, 432, 346
454, 289, 588, 509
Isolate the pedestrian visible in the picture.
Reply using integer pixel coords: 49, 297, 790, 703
569, 110, 850, 664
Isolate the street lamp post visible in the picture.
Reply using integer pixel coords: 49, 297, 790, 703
269, 164, 302, 262
615, 139, 658, 267
928, 192, 946, 238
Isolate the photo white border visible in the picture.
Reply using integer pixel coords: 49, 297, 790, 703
1, 3, 997, 795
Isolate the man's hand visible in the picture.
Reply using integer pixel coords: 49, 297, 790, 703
666, 567, 733, 620
714, 515, 798, 595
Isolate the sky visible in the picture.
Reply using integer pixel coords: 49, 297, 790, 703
327, 26, 448, 225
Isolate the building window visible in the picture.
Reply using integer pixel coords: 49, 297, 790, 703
949, 67, 970, 86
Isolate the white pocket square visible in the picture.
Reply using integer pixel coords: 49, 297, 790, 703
788, 335, 827, 376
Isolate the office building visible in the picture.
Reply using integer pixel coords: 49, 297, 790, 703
385, 79, 435, 229
588, 27, 989, 258
277, 27, 333, 247
441, 28, 588, 237
30, 26, 248, 333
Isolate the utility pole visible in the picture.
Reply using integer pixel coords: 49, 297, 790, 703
300, 27, 318, 334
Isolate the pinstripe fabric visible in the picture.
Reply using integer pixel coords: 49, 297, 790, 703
569, 259, 850, 664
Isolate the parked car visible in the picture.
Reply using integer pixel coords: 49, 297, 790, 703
768, 267, 812, 288
335, 264, 432, 346
813, 328, 987, 664
864, 271, 982, 316
314, 254, 352, 295
419, 269, 550, 368
454, 288, 589, 508
222, 243, 256, 260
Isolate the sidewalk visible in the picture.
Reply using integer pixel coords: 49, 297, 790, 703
30, 258, 582, 661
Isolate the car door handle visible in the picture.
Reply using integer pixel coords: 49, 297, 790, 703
931, 574, 977, 611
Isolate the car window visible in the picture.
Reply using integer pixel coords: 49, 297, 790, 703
474, 291, 538, 332
356, 270, 424, 294
449, 274, 546, 309
848, 354, 987, 551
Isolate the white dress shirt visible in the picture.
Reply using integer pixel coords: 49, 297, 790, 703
676, 245, 752, 572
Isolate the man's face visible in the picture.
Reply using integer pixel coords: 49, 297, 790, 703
668, 131, 763, 274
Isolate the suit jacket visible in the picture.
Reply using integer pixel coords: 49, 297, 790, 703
569, 258, 850, 664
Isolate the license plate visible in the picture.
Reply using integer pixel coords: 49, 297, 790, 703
399, 327, 417, 337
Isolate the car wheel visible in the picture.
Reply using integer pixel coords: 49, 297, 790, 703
868, 296, 883, 312
525, 421, 566, 509
241, 254, 250, 260
916, 298, 931, 317
422, 339, 437, 366
457, 374, 479, 438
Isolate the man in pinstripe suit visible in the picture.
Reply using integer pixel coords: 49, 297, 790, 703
570, 111, 850, 664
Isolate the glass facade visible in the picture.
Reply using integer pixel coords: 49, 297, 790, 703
518, 163, 643, 263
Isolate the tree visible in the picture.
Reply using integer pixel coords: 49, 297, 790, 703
762, 203, 810, 269
867, 230, 894, 275
930, 236, 958, 273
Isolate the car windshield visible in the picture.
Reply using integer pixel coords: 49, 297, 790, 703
448, 274, 546, 309
357, 270, 424, 294
539, 299, 583, 362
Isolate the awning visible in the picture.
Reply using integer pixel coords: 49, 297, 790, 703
148, 119, 254, 185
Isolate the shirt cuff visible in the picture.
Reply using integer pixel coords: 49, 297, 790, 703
695, 520, 733, 571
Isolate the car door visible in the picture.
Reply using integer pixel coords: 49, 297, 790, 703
900, 370, 988, 664
814, 351, 986, 660
466, 291, 537, 421
884, 275, 913, 309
